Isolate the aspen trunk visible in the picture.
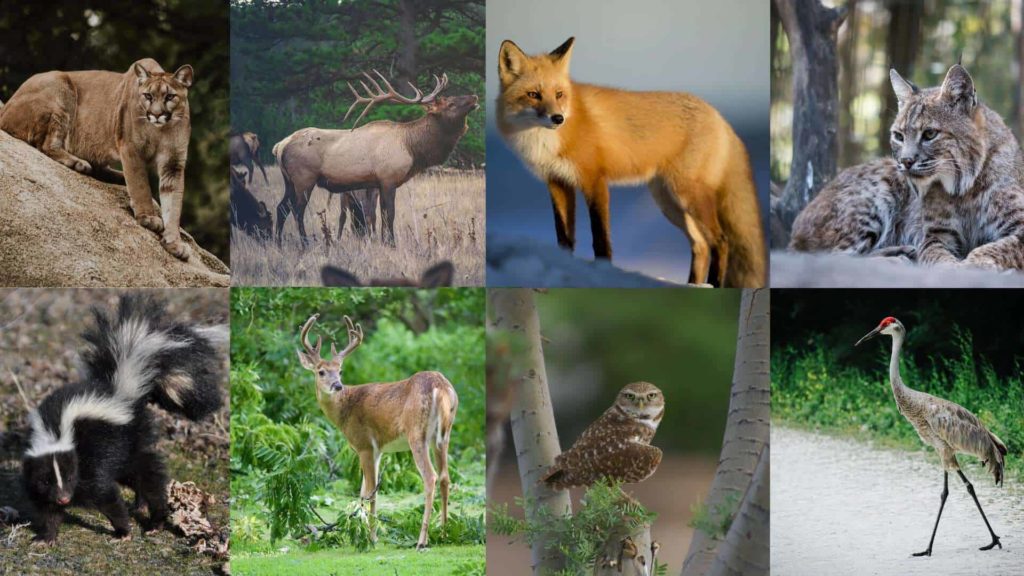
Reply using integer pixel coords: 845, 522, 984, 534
709, 445, 770, 576
488, 289, 571, 575
681, 289, 770, 576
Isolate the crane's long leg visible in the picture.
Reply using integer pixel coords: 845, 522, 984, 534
913, 472, 948, 557
957, 469, 1002, 551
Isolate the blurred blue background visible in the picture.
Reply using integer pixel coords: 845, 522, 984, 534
485, 0, 770, 283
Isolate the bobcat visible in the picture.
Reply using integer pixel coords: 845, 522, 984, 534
790, 64, 1024, 270
0, 58, 195, 260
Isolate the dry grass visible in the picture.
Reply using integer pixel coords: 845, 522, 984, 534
231, 166, 485, 286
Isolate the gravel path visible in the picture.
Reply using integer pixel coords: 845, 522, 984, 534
772, 425, 1024, 576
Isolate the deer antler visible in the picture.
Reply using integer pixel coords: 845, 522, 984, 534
330, 315, 364, 359
301, 314, 322, 359
343, 70, 450, 129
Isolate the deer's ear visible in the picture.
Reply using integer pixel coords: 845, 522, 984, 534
421, 261, 454, 287
297, 350, 318, 370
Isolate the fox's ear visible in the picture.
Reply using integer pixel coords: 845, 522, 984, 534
499, 40, 528, 83
549, 37, 575, 68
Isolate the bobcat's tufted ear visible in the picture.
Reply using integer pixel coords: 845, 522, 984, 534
940, 64, 976, 114
134, 62, 151, 85
889, 69, 917, 106
174, 65, 194, 88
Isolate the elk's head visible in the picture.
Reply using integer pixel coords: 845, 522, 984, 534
344, 70, 478, 129
297, 314, 363, 394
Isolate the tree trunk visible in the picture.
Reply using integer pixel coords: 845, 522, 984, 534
708, 445, 770, 576
488, 289, 571, 575
772, 0, 847, 245
681, 289, 770, 576
879, 0, 922, 152
396, 0, 420, 88
837, 0, 860, 167
1014, 0, 1024, 140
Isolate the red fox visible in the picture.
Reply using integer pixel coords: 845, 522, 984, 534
496, 37, 766, 287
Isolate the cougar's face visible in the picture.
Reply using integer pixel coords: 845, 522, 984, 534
134, 62, 193, 128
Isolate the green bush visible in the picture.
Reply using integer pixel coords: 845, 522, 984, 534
773, 328, 1024, 481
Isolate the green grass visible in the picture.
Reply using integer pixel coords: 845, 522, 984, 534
231, 544, 484, 576
773, 330, 1024, 482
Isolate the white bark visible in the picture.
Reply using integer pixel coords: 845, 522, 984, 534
709, 445, 770, 576
681, 289, 771, 576
488, 289, 571, 575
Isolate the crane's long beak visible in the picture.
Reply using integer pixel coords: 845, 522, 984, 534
855, 326, 881, 346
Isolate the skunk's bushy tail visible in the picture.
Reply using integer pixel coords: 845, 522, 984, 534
80, 295, 225, 422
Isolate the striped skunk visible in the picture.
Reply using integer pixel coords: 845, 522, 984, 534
21, 295, 226, 544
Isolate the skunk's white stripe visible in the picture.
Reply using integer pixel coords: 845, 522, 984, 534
26, 393, 134, 457
162, 371, 193, 406
53, 457, 64, 490
110, 318, 189, 402
194, 324, 229, 345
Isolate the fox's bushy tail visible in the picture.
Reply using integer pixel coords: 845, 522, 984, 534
721, 133, 768, 288
80, 295, 225, 421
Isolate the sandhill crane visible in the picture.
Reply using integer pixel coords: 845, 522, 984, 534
856, 316, 1007, 557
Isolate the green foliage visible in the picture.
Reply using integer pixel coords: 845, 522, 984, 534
490, 481, 657, 575
230, 287, 485, 546
0, 0, 230, 261
688, 491, 741, 540
773, 327, 1024, 481
451, 558, 487, 576
230, 0, 484, 167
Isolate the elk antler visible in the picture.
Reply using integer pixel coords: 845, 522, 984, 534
343, 70, 450, 129
330, 315, 364, 360
300, 314, 322, 359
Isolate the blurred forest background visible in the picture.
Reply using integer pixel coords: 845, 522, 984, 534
230, 0, 484, 169
230, 287, 485, 575
772, 0, 1024, 179
0, 1, 230, 262
772, 289, 1024, 480
488, 289, 742, 573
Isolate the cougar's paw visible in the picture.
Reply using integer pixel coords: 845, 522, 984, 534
137, 214, 165, 234
72, 159, 92, 174
162, 239, 191, 261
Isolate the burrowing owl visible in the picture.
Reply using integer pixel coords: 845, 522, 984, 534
542, 382, 664, 490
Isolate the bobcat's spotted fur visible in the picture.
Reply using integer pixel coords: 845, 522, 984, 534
791, 65, 1024, 270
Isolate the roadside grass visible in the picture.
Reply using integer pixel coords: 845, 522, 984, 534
231, 167, 484, 286
772, 330, 1024, 482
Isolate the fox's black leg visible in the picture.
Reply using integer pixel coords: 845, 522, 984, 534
585, 180, 612, 259
913, 471, 948, 557
547, 179, 576, 252
957, 470, 1002, 551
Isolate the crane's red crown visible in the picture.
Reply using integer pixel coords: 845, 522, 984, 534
880, 316, 897, 327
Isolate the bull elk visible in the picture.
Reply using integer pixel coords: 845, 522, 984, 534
297, 314, 458, 549
321, 261, 455, 287
273, 70, 479, 246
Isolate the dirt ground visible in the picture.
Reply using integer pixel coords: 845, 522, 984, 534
772, 425, 1024, 576
486, 454, 717, 574
0, 289, 230, 575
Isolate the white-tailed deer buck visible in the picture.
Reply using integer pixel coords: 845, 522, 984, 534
297, 314, 458, 549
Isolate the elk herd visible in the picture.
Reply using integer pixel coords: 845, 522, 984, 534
229, 69, 477, 287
